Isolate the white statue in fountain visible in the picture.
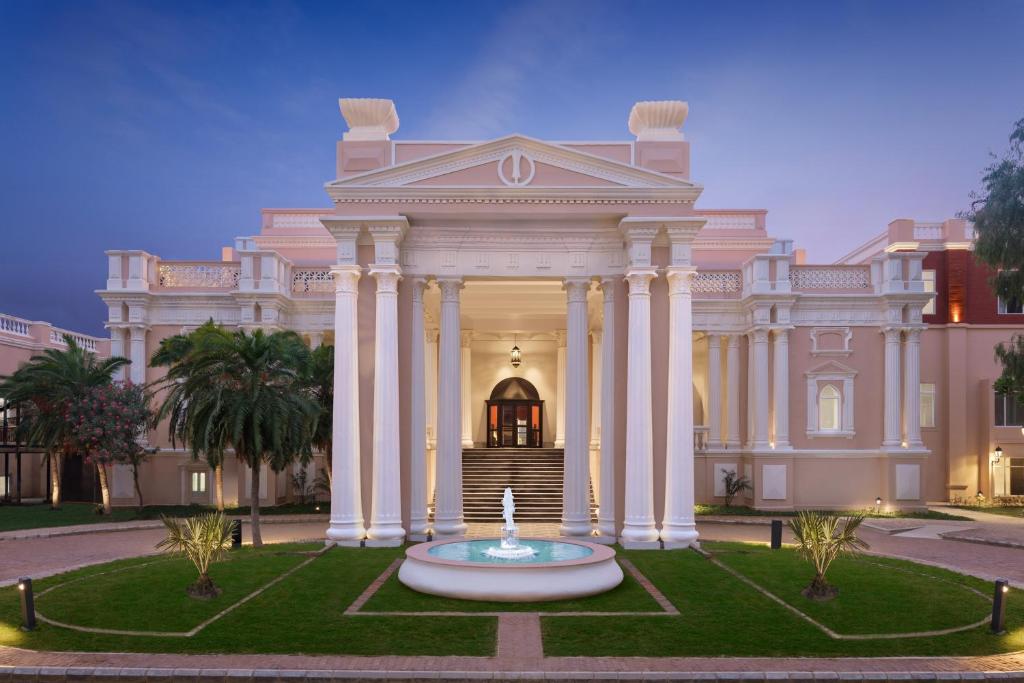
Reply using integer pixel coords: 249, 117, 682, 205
484, 487, 536, 559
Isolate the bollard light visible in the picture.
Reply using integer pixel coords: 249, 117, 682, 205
231, 519, 242, 549
770, 520, 783, 549
992, 579, 1009, 634
18, 577, 36, 631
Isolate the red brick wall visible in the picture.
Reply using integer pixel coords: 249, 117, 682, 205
922, 250, 1024, 325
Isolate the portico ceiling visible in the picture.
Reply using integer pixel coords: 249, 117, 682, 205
425, 279, 589, 333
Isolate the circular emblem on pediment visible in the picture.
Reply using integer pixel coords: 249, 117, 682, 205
497, 150, 536, 187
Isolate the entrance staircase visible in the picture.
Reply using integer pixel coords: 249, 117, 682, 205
459, 448, 595, 523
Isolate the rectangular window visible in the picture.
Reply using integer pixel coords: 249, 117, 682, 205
191, 471, 207, 493
920, 383, 936, 428
995, 392, 1024, 426
922, 270, 936, 315
998, 297, 1024, 314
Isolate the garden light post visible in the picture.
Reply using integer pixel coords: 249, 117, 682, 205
770, 520, 782, 549
17, 577, 35, 631
992, 579, 1009, 634
231, 519, 242, 548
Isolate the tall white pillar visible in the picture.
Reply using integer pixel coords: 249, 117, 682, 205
662, 267, 699, 547
589, 328, 603, 504
554, 330, 567, 448
772, 327, 790, 448
597, 278, 617, 538
883, 327, 902, 448
751, 328, 771, 449
620, 269, 658, 545
408, 278, 430, 538
561, 278, 592, 536
726, 334, 741, 448
706, 333, 722, 447
435, 278, 467, 535
424, 326, 439, 504
460, 331, 474, 448
326, 266, 365, 544
366, 266, 404, 544
110, 327, 127, 382
904, 327, 923, 447
128, 326, 147, 385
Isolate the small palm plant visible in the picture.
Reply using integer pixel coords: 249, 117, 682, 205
788, 511, 869, 601
156, 512, 234, 599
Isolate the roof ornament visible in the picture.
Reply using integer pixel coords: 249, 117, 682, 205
339, 98, 399, 141
628, 100, 688, 141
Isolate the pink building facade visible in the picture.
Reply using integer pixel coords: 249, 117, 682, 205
87, 98, 1021, 545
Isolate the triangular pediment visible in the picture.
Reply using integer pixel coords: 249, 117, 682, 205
327, 135, 696, 190
806, 360, 858, 377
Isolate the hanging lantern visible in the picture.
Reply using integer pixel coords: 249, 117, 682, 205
510, 337, 522, 368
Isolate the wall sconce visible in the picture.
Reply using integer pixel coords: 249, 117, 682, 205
993, 446, 1003, 464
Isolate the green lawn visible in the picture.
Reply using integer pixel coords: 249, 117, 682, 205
2, 540, 1021, 658
0, 502, 328, 533
950, 505, 1024, 519
695, 504, 972, 521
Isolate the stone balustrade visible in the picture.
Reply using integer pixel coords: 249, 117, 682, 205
50, 329, 100, 352
291, 268, 334, 295
693, 426, 710, 452
691, 270, 742, 298
0, 314, 31, 337
156, 262, 241, 289
789, 265, 872, 291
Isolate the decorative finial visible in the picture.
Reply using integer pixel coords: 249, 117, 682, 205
339, 98, 399, 141
628, 100, 688, 141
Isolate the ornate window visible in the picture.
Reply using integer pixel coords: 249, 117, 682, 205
920, 383, 936, 428
922, 270, 936, 315
805, 361, 856, 438
818, 385, 841, 432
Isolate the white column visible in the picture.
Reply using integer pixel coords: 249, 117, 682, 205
883, 327, 902, 448
904, 327, 923, 447
435, 278, 467, 535
706, 333, 722, 447
554, 330, 567, 448
460, 331, 474, 448
128, 326, 147, 385
110, 327, 127, 382
597, 278, 617, 538
589, 328, 603, 505
772, 327, 790, 448
326, 266, 365, 543
366, 266, 404, 544
620, 269, 658, 544
408, 278, 430, 538
726, 334, 741, 448
424, 326, 439, 505
661, 267, 699, 546
561, 278, 592, 536
751, 328, 771, 449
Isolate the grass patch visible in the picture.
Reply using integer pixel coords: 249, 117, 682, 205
362, 561, 662, 613
695, 504, 972, 521
0, 544, 493, 656
950, 505, 1024, 519
0, 502, 328, 533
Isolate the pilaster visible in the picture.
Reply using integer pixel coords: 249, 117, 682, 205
596, 277, 618, 540
435, 277, 467, 536
726, 334, 741, 448
408, 278, 430, 539
460, 330, 474, 448
554, 329, 567, 449
706, 333, 722, 447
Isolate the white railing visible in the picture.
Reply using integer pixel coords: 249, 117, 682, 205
50, 330, 99, 352
292, 268, 334, 295
158, 263, 240, 289
692, 270, 742, 295
790, 266, 871, 290
703, 214, 758, 230
694, 426, 710, 451
0, 314, 31, 337
913, 223, 943, 240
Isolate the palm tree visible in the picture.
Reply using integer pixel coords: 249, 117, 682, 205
152, 325, 318, 546
302, 343, 333, 486
788, 511, 869, 600
150, 321, 227, 510
0, 336, 129, 508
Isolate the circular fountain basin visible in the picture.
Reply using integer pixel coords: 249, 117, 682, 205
398, 537, 623, 602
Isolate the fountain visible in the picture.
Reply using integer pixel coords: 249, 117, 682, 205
397, 488, 623, 602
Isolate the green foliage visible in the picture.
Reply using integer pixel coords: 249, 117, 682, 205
787, 511, 868, 598
966, 117, 1024, 402
722, 469, 752, 507
65, 382, 150, 467
302, 343, 334, 460
155, 512, 234, 593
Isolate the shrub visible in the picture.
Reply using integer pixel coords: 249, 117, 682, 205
722, 470, 752, 507
155, 512, 234, 599
788, 511, 868, 601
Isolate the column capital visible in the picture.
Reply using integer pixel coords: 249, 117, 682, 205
555, 329, 567, 347
771, 326, 793, 339
665, 265, 698, 295
461, 330, 474, 347
436, 277, 464, 301
750, 327, 770, 344
590, 328, 603, 344
425, 326, 439, 343
330, 265, 362, 294
409, 277, 429, 302
624, 267, 658, 294
563, 277, 591, 302
881, 326, 903, 341
903, 327, 923, 342
598, 276, 618, 300
726, 333, 741, 348
369, 265, 401, 292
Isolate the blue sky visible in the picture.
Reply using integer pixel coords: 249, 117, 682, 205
1, 0, 1023, 335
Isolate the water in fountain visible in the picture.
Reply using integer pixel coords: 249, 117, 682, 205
483, 487, 537, 560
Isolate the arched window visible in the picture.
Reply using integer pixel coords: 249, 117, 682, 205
818, 384, 841, 432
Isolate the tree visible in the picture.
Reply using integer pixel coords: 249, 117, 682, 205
966, 117, 1024, 402
156, 512, 234, 599
788, 511, 868, 601
0, 337, 129, 508
65, 382, 151, 514
152, 325, 318, 546
150, 322, 227, 510
302, 343, 334, 485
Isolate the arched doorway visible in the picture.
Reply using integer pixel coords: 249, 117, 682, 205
486, 377, 544, 448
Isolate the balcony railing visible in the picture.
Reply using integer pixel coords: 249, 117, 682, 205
157, 262, 241, 289
694, 426, 710, 452
789, 265, 872, 291
292, 268, 334, 295
0, 314, 31, 337
50, 330, 99, 353
692, 270, 742, 298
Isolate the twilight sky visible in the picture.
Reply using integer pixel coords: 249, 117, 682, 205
1, 0, 1023, 336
